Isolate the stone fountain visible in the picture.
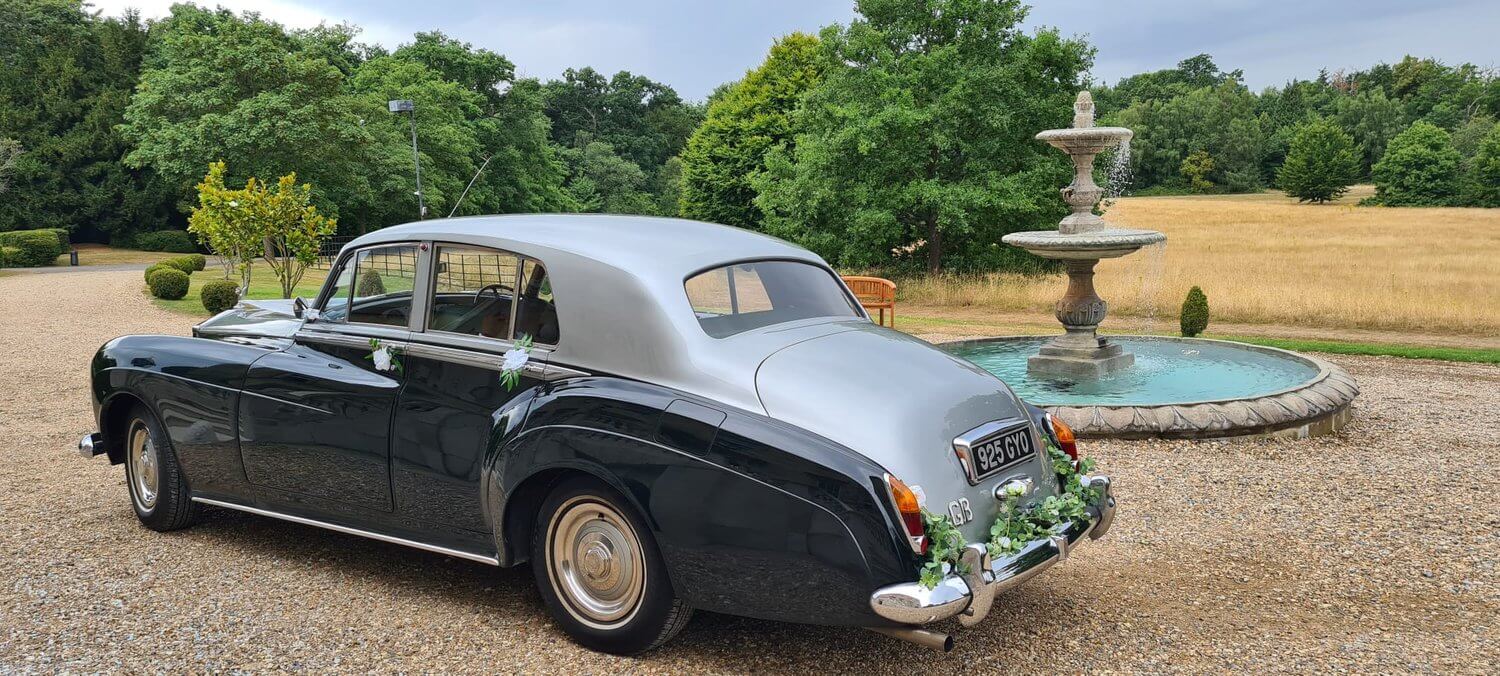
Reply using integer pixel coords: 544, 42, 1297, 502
1002, 92, 1166, 379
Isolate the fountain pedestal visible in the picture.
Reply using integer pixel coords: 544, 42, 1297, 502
1001, 91, 1165, 379
1029, 259, 1133, 378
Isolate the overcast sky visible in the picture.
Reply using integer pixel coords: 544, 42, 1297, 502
89, 0, 1499, 100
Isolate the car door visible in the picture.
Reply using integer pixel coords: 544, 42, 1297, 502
391, 245, 557, 532
237, 243, 424, 516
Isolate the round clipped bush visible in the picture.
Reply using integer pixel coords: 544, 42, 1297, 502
163, 256, 198, 273
134, 230, 198, 253
182, 253, 207, 271
356, 268, 386, 297
200, 279, 240, 313
148, 267, 190, 300
0, 229, 66, 267
1180, 286, 1209, 337
144, 263, 172, 283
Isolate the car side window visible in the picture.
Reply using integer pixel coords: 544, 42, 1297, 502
427, 245, 522, 340
321, 245, 419, 327
513, 259, 559, 346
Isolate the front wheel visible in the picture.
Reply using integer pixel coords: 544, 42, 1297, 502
530, 477, 693, 654
123, 404, 199, 531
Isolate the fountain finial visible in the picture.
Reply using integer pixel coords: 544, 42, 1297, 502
1072, 91, 1094, 129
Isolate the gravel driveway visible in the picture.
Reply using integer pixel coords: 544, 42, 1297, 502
2, 269, 1496, 673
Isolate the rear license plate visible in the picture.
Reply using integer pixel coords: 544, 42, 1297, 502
971, 426, 1034, 479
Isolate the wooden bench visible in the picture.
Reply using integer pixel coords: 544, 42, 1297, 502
842, 276, 896, 327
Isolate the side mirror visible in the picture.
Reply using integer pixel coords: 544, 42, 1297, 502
293, 297, 308, 319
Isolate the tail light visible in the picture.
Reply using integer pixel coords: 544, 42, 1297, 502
1048, 413, 1079, 463
884, 474, 927, 555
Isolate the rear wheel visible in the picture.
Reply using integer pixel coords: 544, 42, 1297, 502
530, 477, 693, 654
123, 404, 199, 531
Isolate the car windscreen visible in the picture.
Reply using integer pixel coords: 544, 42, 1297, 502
685, 260, 862, 338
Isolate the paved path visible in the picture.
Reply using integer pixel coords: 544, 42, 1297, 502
1, 269, 1496, 672
4, 263, 152, 274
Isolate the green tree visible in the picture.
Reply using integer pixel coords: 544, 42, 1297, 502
1464, 124, 1500, 207
679, 32, 821, 228
1277, 119, 1360, 203
0, 1, 172, 239
390, 32, 571, 216
1180, 151, 1216, 192
119, 5, 374, 219
1333, 88, 1406, 176
189, 162, 262, 291
559, 139, 656, 214
346, 56, 483, 225
754, 0, 1092, 274
250, 172, 337, 298
1114, 82, 1265, 192
0, 138, 18, 194
1370, 121, 1462, 205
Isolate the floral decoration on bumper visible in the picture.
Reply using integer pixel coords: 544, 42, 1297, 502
499, 334, 533, 390
917, 444, 1103, 589
367, 338, 403, 373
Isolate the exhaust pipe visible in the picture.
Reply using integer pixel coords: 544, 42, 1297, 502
867, 627, 955, 652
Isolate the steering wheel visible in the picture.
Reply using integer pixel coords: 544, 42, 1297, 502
476, 283, 509, 303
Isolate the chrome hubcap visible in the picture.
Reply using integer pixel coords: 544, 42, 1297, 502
547, 497, 645, 628
127, 421, 158, 511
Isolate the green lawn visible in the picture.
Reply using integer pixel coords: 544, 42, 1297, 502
152, 261, 330, 315
1205, 335, 1500, 365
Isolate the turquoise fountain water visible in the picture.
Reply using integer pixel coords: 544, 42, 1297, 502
946, 337, 1320, 406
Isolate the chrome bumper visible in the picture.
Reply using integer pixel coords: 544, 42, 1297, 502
77, 432, 104, 459
870, 476, 1116, 627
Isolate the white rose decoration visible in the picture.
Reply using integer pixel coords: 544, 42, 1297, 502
371, 345, 393, 372
501, 348, 529, 372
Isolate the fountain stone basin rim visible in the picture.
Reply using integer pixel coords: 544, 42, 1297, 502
942, 335, 1360, 439
1001, 228, 1165, 260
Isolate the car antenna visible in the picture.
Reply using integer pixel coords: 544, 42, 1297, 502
447, 154, 494, 218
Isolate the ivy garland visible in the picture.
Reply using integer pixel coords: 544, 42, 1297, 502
917, 444, 1102, 589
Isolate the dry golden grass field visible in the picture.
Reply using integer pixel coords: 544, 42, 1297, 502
899, 186, 1500, 340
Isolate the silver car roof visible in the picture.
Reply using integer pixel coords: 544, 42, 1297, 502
344, 214, 863, 414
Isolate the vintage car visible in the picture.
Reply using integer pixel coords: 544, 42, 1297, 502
79, 215, 1115, 654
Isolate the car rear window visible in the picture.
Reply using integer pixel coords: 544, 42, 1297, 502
685, 260, 861, 338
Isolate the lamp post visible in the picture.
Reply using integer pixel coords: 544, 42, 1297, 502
388, 99, 425, 219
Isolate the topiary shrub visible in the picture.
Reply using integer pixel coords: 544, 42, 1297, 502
134, 229, 198, 253
41, 228, 69, 250
162, 256, 198, 273
0, 229, 65, 267
182, 253, 206, 271
147, 267, 190, 300
1180, 286, 1209, 337
355, 268, 385, 297
144, 263, 172, 283
200, 279, 240, 313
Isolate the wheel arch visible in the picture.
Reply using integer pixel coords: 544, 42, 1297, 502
98, 391, 150, 465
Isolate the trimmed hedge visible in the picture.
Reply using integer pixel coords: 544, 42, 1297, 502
201, 279, 240, 313
356, 269, 386, 296
0, 230, 65, 267
147, 267, 190, 299
41, 228, 69, 250
0, 246, 20, 267
181, 253, 206, 271
144, 263, 172, 283
1180, 286, 1209, 337
162, 256, 197, 273
135, 230, 197, 253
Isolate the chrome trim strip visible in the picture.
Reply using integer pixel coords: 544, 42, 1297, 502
239, 388, 334, 416
295, 329, 408, 351
190, 497, 500, 566
400, 339, 590, 381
